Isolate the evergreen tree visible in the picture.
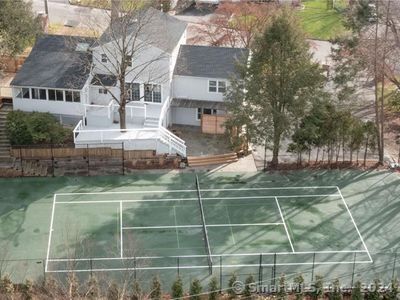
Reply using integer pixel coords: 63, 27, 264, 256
386, 279, 399, 300
311, 275, 324, 300
208, 277, 219, 300
293, 274, 305, 300
225, 7, 324, 167
351, 281, 363, 300
227, 273, 238, 298
150, 276, 162, 300
107, 282, 120, 300
366, 279, 381, 300
277, 274, 287, 300
171, 277, 184, 299
329, 279, 342, 300
244, 275, 255, 298
190, 279, 203, 300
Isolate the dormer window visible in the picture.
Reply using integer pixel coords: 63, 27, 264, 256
101, 54, 108, 63
126, 55, 132, 67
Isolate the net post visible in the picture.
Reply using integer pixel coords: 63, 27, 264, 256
195, 174, 213, 274
351, 252, 357, 288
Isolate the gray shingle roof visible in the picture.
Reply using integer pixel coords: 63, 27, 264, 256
98, 7, 187, 54
91, 74, 118, 87
174, 45, 249, 79
11, 35, 94, 90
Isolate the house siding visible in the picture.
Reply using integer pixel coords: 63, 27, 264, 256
173, 75, 227, 102
172, 107, 199, 126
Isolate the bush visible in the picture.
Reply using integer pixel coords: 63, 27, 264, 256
171, 277, 184, 299
6, 110, 72, 145
190, 279, 202, 300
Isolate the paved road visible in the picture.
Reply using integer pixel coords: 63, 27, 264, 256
30, 0, 109, 29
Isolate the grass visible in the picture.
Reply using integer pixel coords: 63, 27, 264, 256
297, 0, 349, 40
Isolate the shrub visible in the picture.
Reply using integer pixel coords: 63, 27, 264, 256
171, 276, 184, 299
150, 276, 162, 300
208, 277, 219, 300
227, 273, 238, 298
190, 279, 202, 300
6, 110, 72, 145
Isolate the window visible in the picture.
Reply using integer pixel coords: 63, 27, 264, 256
73, 91, 81, 103
65, 91, 73, 102
56, 90, 64, 101
197, 108, 217, 120
209, 80, 217, 92
218, 81, 226, 93
48, 89, 56, 101
16, 88, 30, 99
39, 89, 47, 100
126, 83, 140, 101
209, 80, 226, 93
144, 84, 161, 103
101, 54, 108, 63
99, 88, 108, 94
31, 88, 39, 99
125, 55, 132, 67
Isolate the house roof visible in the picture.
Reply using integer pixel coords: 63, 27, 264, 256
91, 74, 118, 87
98, 7, 187, 54
174, 45, 249, 79
11, 35, 94, 90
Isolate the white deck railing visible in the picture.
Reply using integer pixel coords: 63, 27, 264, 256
73, 120, 186, 157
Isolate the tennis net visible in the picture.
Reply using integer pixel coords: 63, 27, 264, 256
195, 174, 213, 274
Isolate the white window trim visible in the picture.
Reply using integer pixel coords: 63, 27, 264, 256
144, 83, 162, 104
208, 79, 227, 94
15, 86, 81, 103
196, 107, 218, 121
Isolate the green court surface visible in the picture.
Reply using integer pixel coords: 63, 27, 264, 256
1, 170, 400, 288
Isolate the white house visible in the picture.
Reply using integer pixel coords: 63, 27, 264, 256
10, 8, 249, 157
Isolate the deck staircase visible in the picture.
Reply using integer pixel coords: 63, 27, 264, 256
0, 104, 12, 163
187, 152, 238, 167
143, 117, 159, 128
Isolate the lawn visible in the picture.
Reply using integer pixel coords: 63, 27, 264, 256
298, 0, 349, 40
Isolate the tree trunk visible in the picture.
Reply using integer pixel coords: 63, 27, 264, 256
119, 78, 127, 130
364, 138, 369, 167
119, 106, 126, 130
271, 131, 281, 168
315, 147, 320, 163
350, 148, 353, 163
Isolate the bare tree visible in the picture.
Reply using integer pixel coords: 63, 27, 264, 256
83, 1, 175, 130
194, 0, 277, 48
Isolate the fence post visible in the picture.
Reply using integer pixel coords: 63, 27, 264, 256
351, 252, 357, 288
219, 256, 222, 294
122, 142, 125, 176
134, 256, 137, 281
19, 146, 24, 177
392, 252, 397, 281
90, 258, 93, 279
271, 253, 276, 286
42, 259, 46, 282
311, 252, 316, 282
258, 254, 263, 285
50, 144, 55, 177
86, 144, 90, 176
177, 257, 180, 276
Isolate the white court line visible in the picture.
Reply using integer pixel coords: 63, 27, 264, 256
54, 194, 340, 204
46, 259, 373, 273
336, 186, 373, 263
122, 223, 283, 230
47, 249, 369, 262
45, 194, 57, 272
119, 201, 123, 258
173, 206, 180, 249
54, 186, 339, 197
275, 197, 295, 253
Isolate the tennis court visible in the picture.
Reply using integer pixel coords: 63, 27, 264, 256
45, 176, 372, 274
